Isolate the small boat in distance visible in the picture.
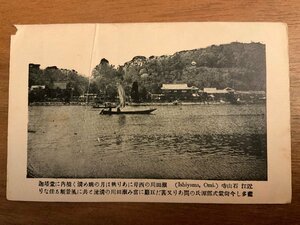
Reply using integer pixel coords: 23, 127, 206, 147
172, 100, 182, 105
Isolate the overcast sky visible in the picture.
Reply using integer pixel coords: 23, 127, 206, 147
16, 23, 272, 76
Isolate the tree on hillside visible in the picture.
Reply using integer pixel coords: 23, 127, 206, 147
131, 81, 139, 103
91, 58, 121, 99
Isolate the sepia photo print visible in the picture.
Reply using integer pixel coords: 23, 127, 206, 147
27, 41, 267, 181
7, 23, 291, 203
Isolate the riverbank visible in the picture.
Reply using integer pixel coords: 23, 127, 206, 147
29, 101, 265, 106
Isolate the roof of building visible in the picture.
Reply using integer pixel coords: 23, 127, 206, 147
203, 87, 233, 94
190, 86, 199, 90
236, 91, 266, 94
203, 88, 217, 92
224, 87, 235, 92
30, 85, 45, 90
161, 84, 196, 90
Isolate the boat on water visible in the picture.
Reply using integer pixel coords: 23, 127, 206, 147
100, 108, 156, 115
99, 83, 156, 115
172, 100, 182, 105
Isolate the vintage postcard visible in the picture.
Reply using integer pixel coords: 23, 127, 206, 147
7, 23, 291, 203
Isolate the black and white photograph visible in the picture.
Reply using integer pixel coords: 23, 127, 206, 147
6, 23, 292, 203
26, 25, 267, 181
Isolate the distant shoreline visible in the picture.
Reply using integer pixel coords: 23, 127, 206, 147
29, 101, 265, 106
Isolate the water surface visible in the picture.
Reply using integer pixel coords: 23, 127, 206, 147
28, 104, 267, 180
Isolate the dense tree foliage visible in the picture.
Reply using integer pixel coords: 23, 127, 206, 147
28, 65, 89, 102
130, 81, 139, 103
29, 42, 266, 103
90, 42, 266, 101
90, 59, 124, 101
118, 42, 266, 93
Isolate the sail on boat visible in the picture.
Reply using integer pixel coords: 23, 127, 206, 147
117, 84, 126, 109
100, 83, 156, 115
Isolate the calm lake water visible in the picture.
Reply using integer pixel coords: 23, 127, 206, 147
28, 104, 267, 180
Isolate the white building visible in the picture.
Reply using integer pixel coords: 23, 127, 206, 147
30, 85, 45, 91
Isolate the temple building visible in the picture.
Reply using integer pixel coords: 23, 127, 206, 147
203, 87, 235, 101
161, 84, 199, 101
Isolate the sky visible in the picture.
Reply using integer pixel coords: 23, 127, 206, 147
15, 23, 273, 76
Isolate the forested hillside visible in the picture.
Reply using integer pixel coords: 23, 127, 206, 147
29, 65, 89, 96
29, 42, 266, 102
91, 42, 266, 100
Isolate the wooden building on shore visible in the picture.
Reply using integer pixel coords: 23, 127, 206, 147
160, 84, 199, 101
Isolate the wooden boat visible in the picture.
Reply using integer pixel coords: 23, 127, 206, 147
99, 83, 156, 115
100, 108, 156, 115
172, 100, 182, 105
